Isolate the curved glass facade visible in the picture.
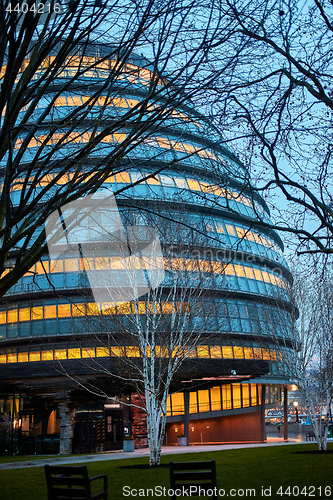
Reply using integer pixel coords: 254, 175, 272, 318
0, 44, 292, 378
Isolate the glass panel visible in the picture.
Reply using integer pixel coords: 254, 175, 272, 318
31, 307, 43, 320
29, 351, 40, 362
262, 348, 270, 360
232, 384, 242, 408
242, 384, 250, 407
198, 390, 210, 412
222, 385, 232, 410
226, 224, 236, 236
68, 348, 81, 359
210, 346, 222, 358
55, 349, 67, 360
19, 308, 30, 322
187, 179, 201, 191
234, 346, 244, 359
72, 304, 85, 316
244, 347, 254, 359
7, 309, 18, 323
7, 352, 17, 363
222, 346, 233, 358
41, 350, 53, 361
44, 305, 57, 319
65, 259, 79, 272
82, 348, 95, 358
189, 391, 198, 414
251, 384, 258, 406
197, 346, 209, 358
116, 172, 131, 183
50, 259, 63, 273
0, 311, 6, 324
58, 304, 71, 317
96, 347, 110, 357
167, 395, 172, 416
253, 348, 262, 359
126, 346, 140, 357
171, 393, 184, 416
18, 352, 28, 363
210, 387, 221, 411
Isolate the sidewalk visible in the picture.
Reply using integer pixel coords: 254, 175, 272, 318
0, 437, 304, 470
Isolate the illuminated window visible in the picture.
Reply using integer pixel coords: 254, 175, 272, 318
232, 384, 242, 408
189, 391, 198, 414
232, 346, 243, 359
41, 350, 53, 361
86, 303, 100, 315
174, 178, 187, 189
0, 353, 6, 363
95, 257, 109, 270
215, 222, 224, 233
147, 175, 161, 185
253, 348, 262, 359
222, 346, 233, 359
210, 387, 221, 411
0, 311, 6, 324
7, 309, 18, 323
198, 390, 210, 412
72, 304, 86, 316
251, 384, 258, 406
242, 384, 250, 407
171, 393, 184, 416
167, 395, 172, 416
222, 385, 232, 410
50, 259, 63, 273
68, 348, 81, 359
262, 349, 270, 360
110, 346, 124, 357
31, 307, 43, 320
244, 267, 255, 280
126, 346, 140, 357
197, 346, 209, 358
210, 346, 222, 358
65, 259, 79, 272
253, 269, 263, 281
226, 224, 236, 236
244, 347, 254, 359
44, 305, 57, 319
7, 352, 17, 363
96, 347, 110, 357
187, 179, 201, 191
55, 349, 67, 360
18, 352, 28, 363
29, 352, 40, 362
82, 348, 95, 358
116, 172, 131, 183
58, 304, 71, 318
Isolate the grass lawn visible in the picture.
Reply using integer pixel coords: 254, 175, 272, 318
0, 444, 332, 500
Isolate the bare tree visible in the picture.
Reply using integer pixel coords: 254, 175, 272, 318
200, 0, 333, 256
0, 0, 238, 297
266, 270, 333, 450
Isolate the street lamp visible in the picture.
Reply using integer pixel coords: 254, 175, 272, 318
294, 401, 299, 423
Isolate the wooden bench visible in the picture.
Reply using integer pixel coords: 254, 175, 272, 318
169, 460, 217, 500
44, 464, 108, 500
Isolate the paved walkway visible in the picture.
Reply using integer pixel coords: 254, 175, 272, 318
0, 437, 304, 470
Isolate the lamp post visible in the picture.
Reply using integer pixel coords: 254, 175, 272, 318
294, 401, 299, 423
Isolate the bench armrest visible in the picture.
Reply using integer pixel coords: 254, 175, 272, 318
90, 474, 108, 491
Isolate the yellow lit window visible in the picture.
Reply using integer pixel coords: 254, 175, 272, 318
126, 346, 140, 357
0, 354, 6, 364
187, 179, 201, 191
171, 393, 184, 416
110, 346, 124, 357
234, 346, 244, 359
54, 96, 67, 106
117, 302, 132, 315
50, 259, 63, 273
68, 348, 81, 359
95, 257, 109, 270
234, 265, 246, 278
7, 353, 17, 363
222, 385, 232, 410
72, 304, 85, 316
55, 349, 67, 360
101, 303, 117, 314
244, 267, 255, 279
215, 222, 224, 233
87, 303, 100, 315
236, 227, 246, 238
36, 261, 49, 274
113, 133, 126, 143
116, 172, 130, 183
97, 347, 110, 357
65, 259, 79, 272
251, 384, 258, 406
31, 307, 43, 320
242, 384, 250, 407
18, 352, 28, 363
222, 346, 233, 358
211, 185, 225, 197
253, 348, 262, 359
270, 350, 277, 361
224, 264, 235, 276
210, 387, 221, 411
82, 348, 95, 358
210, 346, 222, 358
111, 258, 126, 269
44, 305, 57, 319
58, 304, 71, 318
262, 349, 270, 360
197, 346, 209, 358
198, 390, 210, 412
244, 347, 254, 359
199, 260, 211, 272
7, 309, 18, 323
253, 269, 263, 281
126, 98, 139, 108
226, 224, 236, 236
189, 391, 198, 414
41, 350, 53, 361
232, 384, 242, 408
200, 181, 213, 193
147, 176, 161, 185
29, 352, 40, 362
167, 395, 172, 416
262, 271, 271, 283
0, 311, 6, 324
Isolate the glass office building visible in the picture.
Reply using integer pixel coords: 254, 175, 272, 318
0, 44, 292, 453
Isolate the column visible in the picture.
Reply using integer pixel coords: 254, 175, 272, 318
261, 384, 266, 442
58, 401, 75, 455
284, 386, 288, 441
184, 391, 189, 446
